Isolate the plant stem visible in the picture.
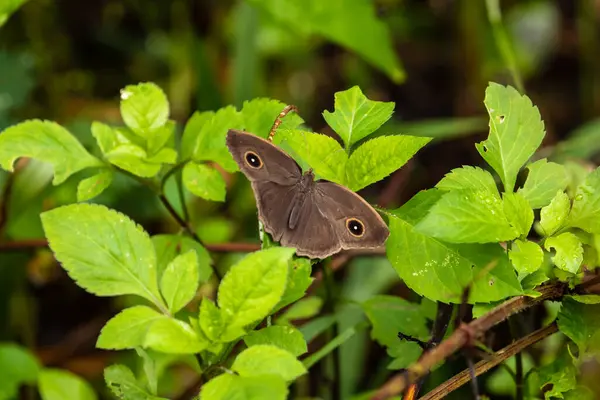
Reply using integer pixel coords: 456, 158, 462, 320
509, 315, 524, 400
485, 0, 524, 92
323, 262, 341, 400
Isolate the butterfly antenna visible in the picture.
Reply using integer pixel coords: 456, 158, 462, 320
268, 104, 299, 142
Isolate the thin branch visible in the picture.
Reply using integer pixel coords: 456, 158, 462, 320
420, 323, 559, 400
370, 282, 567, 400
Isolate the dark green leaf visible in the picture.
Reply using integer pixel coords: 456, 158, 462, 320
276, 296, 322, 324
536, 347, 577, 399
558, 297, 600, 354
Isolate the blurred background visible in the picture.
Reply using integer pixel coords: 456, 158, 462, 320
0, 0, 599, 399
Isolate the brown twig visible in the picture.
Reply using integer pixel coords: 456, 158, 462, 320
268, 104, 299, 142
370, 281, 568, 400
420, 323, 559, 400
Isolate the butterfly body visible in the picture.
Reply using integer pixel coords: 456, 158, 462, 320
226, 130, 389, 259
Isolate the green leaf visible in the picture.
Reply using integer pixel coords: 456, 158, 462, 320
200, 374, 288, 400
181, 106, 243, 172
152, 234, 212, 284
276, 130, 346, 183
363, 295, 428, 365
104, 144, 164, 178
509, 239, 544, 276
147, 120, 175, 155
388, 212, 522, 303
182, 162, 226, 202
0, 343, 40, 400
323, 86, 395, 149
537, 348, 577, 399
416, 189, 519, 243
160, 250, 199, 314
274, 258, 314, 312
243, 325, 308, 357
394, 189, 444, 225
39, 369, 96, 400
104, 364, 167, 400
41, 204, 164, 308
346, 135, 431, 191
276, 296, 322, 324
503, 192, 534, 237
386, 341, 423, 370
232, 345, 307, 381
568, 294, 600, 304
521, 269, 549, 291
544, 233, 583, 274
518, 159, 569, 209
436, 166, 499, 196
247, 2, 403, 82
198, 297, 225, 342
0, 0, 28, 27
77, 170, 113, 202
240, 99, 304, 138
475, 83, 545, 192
120, 82, 169, 137
0, 120, 102, 184
218, 248, 294, 332
96, 306, 163, 350
540, 190, 571, 236
144, 317, 208, 354
566, 167, 600, 234
134, 348, 158, 395
558, 297, 600, 354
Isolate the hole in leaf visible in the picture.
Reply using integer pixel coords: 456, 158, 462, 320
498, 115, 505, 123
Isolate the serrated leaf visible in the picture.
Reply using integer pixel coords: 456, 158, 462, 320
540, 190, 570, 236
566, 167, 600, 233
247, 1, 403, 82
569, 294, 600, 304
509, 239, 544, 276
181, 106, 243, 172
160, 250, 199, 314
243, 325, 307, 357
199, 297, 224, 341
436, 166, 499, 196
39, 369, 96, 400
274, 258, 314, 312
322, 86, 395, 149
152, 234, 212, 284
544, 232, 583, 274
476, 83, 545, 192
232, 345, 307, 381
0, 120, 102, 184
416, 189, 519, 243
503, 192, 534, 237
144, 317, 208, 354
276, 296, 322, 324
240, 99, 304, 138
558, 297, 600, 354
120, 82, 169, 137
387, 214, 522, 303
346, 135, 431, 191
0, 343, 40, 400
104, 144, 162, 177
41, 204, 165, 308
363, 295, 429, 360
104, 364, 167, 400
518, 158, 569, 209
218, 248, 294, 331
182, 162, 226, 202
537, 348, 578, 399
276, 130, 346, 183
97, 306, 163, 350
200, 373, 288, 400
77, 170, 113, 202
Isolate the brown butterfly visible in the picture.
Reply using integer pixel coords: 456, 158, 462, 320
226, 130, 389, 259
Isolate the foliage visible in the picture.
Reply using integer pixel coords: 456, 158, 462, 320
0, 77, 599, 399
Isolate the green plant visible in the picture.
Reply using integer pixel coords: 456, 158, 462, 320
0, 81, 598, 400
